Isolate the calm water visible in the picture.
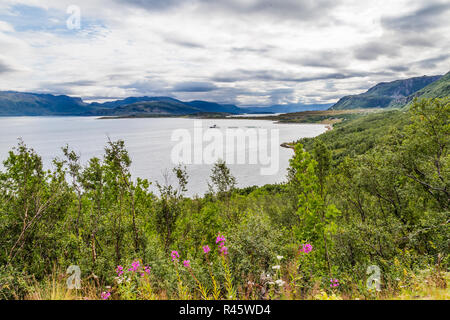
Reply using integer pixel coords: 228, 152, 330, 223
0, 117, 326, 196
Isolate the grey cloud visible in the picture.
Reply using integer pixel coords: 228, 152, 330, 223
414, 54, 450, 69
231, 46, 274, 54
283, 51, 347, 68
212, 69, 393, 83
37, 80, 98, 95
203, 0, 337, 20
267, 88, 295, 104
389, 65, 410, 72
212, 69, 283, 82
116, 0, 186, 11
120, 79, 171, 95
118, 0, 338, 21
0, 60, 15, 74
59, 80, 98, 87
401, 35, 437, 48
172, 81, 218, 92
323, 81, 339, 92
164, 35, 205, 49
381, 1, 450, 32
354, 41, 400, 61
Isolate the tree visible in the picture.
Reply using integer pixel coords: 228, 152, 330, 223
208, 159, 236, 198
312, 139, 332, 198
396, 98, 449, 210
62, 146, 83, 237
289, 143, 339, 274
155, 165, 189, 251
0, 140, 70, 276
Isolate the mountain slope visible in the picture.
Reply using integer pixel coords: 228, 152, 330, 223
86, 101, 203, 116
186, 100, 243, 114
330, 75, 442, 110
408, 71, 450, 101
89, 96, 185, 109
0, 91, 89, 116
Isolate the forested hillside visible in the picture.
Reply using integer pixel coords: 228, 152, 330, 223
0, 98, 448, 300
300, 110, 409, 163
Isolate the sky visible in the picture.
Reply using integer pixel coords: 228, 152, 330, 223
0, 0, 449, 106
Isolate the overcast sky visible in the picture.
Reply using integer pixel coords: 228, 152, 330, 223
0, 0, 449, 106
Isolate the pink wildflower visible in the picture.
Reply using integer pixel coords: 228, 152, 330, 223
128, 260, 140, 272
183, 260, 191, 268
330, 278, 340, 288
216, 233, 227, 255
144, 266, 151, 275
116, 265, 124, 277
171, 250, 180, 262
203, 245, 211, 254
216, 233, 226, 245
101, 291, 111, 300
300, 243, 313, 254
220, 246, 228, 256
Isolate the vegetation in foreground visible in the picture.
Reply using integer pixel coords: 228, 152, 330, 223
0, 98, 448, 300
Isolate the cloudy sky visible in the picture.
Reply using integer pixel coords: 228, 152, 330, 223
0, 0, 449, 106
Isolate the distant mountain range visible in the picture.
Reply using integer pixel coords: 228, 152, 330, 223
330, 74, 444, 110
0, 93, 241, 116
0, 92, 332, 117
1, 71, 449, 116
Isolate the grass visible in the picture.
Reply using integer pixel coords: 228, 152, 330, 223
23, 271, 101, 300
15, 267, 448, 300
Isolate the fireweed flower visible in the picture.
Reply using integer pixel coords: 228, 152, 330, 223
116, 265, 124, 277
128, 260, 140, 272
330, 278, 340, 288
183, 260, 191, 268
216, 233, 226, 245
203, 245, 211, 254
144, 266, 151, 275
171, 250, 180, 262
101, 291, 111, 300
300, 243, 313, 254
220, 246, 228, 255
216, 233, 228, 256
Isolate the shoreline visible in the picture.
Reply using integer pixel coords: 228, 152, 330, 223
280, 123, 333, 150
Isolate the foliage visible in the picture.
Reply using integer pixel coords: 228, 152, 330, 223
0, 98, 448, 300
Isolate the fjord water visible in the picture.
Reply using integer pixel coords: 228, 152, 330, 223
0, 117, 327, 196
